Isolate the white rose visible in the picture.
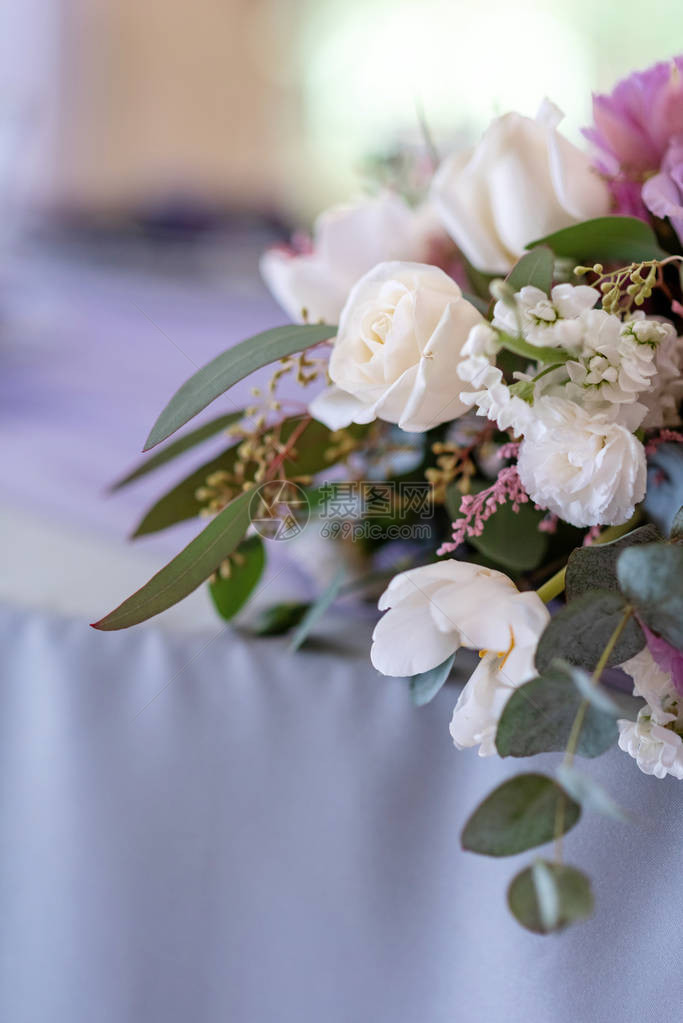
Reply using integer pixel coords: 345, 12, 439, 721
260, 192, 441, 324
431, 100, 610, 275
517, 396, 646, 527
309, 262, 485, 432
371, 560, 550, 755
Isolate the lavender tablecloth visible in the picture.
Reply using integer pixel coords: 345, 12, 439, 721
2, 240, 681, 1022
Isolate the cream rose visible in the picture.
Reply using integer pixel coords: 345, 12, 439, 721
260, 192, 441, 325
516, 396, 647, 527
371, 560, 550, 756
309, 261, 485, 432
431, 100, 610, 274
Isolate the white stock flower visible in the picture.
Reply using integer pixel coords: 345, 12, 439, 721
260, 192, 441, 324
457, 323, 532, 435
618, 648, 683, 779
516, 396, 647, 526
370, 560, 550, 756
493, 283, 600, 350
309, 262, 485, 432
431, 101, 610, 274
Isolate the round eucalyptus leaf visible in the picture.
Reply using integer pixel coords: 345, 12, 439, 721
565, 524, 660, 601
495, 663, 617, 759
617, 543, 683, 651
535, 590, 645, 674
461, 773, 580, 858
508, 860, 594, 934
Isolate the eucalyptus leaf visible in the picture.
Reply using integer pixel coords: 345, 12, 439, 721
671, 505, 683, 542
110, 411, 243, 491
560, 661, 643, 720
250, 601, 311, 637
132, 444, 239, 536
461, 773, 580, 857
409, 653, 455, 707
556, 765, 629, 823
144, 324, 336, 450
470, 500, 548, 572
617, 543, 683, 650
535, 590, 645, 673
495, 662, 618, 759
209, 535, 265, 621
505, 246, 554, 294
289, 568, 345, 652
565, 524, 660, 601
508, 860, 594, 934
133, 417, 362, 537
92, 490, 252, 630
528, 216, 666, 263
643, 444, 683, 536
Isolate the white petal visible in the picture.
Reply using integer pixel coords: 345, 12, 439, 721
308, 386, 375, 430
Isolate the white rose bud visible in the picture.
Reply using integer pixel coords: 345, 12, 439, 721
431, 100, 610, 275
309, 261, 485, 432
260, 192, 441, 325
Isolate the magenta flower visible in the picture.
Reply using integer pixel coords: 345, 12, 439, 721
642, 136, 683, 237
586, 57, 683, 177
643, 624, 683, 696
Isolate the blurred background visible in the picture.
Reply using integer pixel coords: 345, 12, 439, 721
3, 0, 683, 625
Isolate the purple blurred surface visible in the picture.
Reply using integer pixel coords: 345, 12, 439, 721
1, 232, 291, 556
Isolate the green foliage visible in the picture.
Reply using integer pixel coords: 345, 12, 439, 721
132, 418, 364, 537
528, 216, 666, 263
92, 490, 252, 630
461, 773, 580, 857
209, 536, 265, 621
250, 601, 311, 636
565, 524, 660, 601
535, 590, 645, 673
144, 324, 336, 450
671, 505, 683, 542
497, 330, 570, 366
409, 653, 455, 707
505, 246, 554, 294
556, 765, 629, 823
495, 662, 618, 759
110, 411, 244, 491
507, 860, 594, 934
469, 501, 548, 572
132, 444, 240, 536
289, 568, 346, 652
617, 542, 683, 650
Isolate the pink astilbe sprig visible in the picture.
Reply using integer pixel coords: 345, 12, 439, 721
645, 429, 683, 456
438, 465, 530, 555
582, 525, 602, 547
538, 513, 559, 534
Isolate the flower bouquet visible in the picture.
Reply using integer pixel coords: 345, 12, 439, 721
95, 59, 683, 935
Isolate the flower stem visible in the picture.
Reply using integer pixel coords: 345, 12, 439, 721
554, 605, 633, 862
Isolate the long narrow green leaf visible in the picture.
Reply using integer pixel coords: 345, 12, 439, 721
92, 490, 252, 630
132, 444, 239, 537
144, 324, 336, 450
110, 411, 243, 492
289, 567, 345, 652
132, 417, 367, 538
